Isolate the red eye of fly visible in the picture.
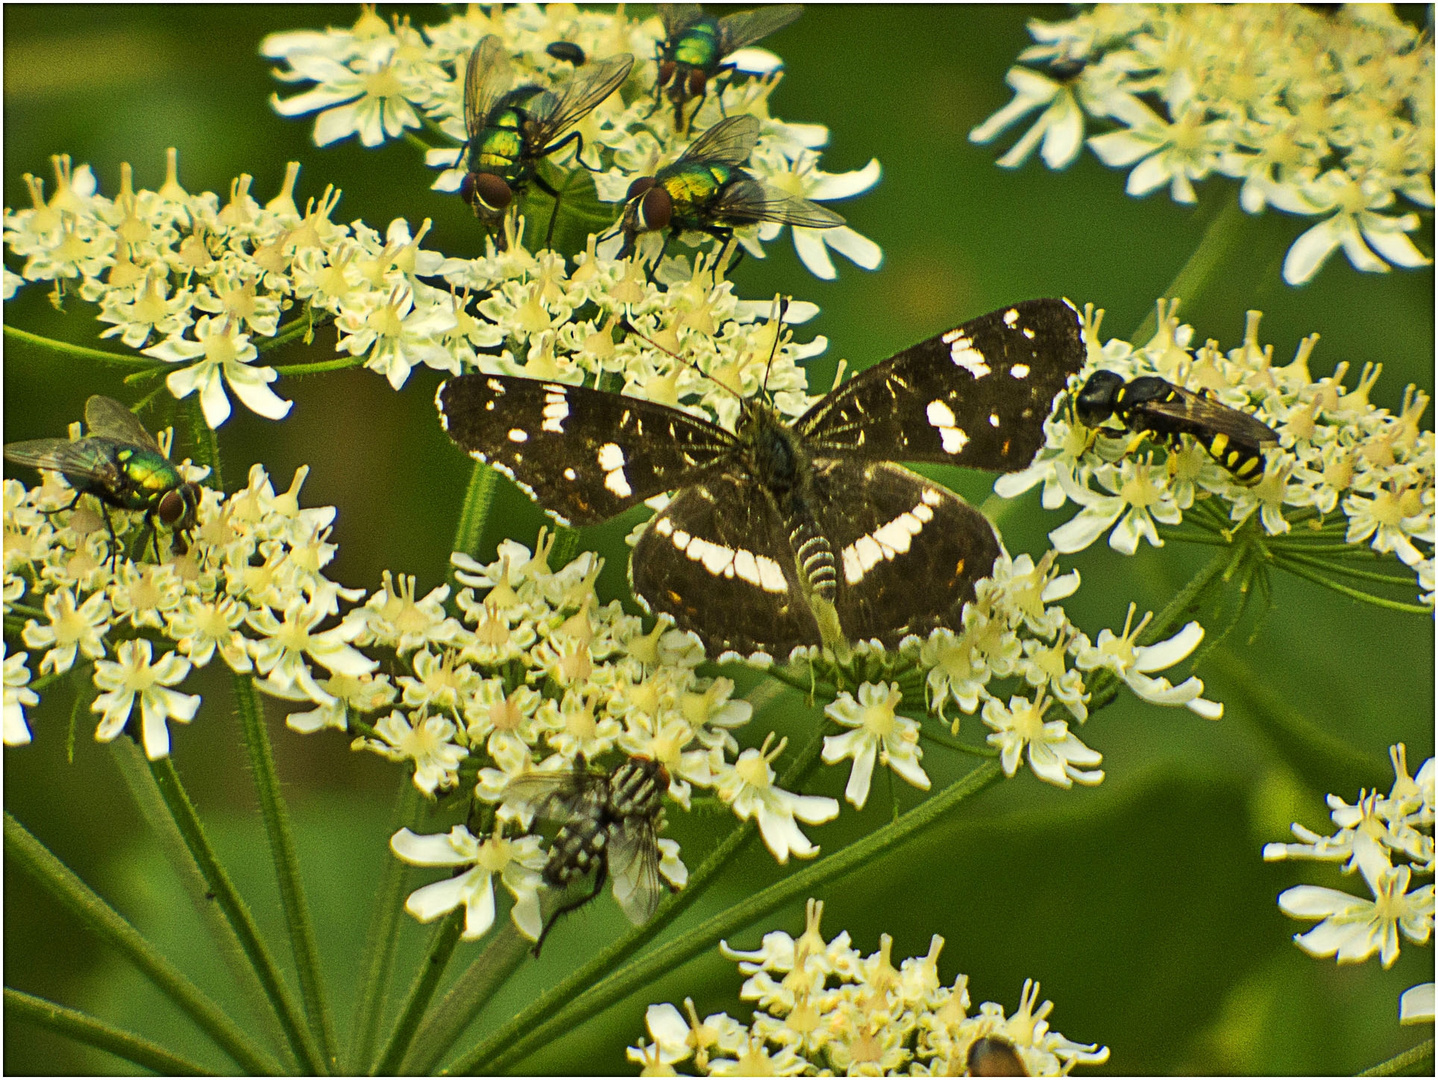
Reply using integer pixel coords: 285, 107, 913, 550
471, 172, 513, 214
638, 186, 672, 231
658, 60, 676, 87
686, 68, 706, 98
157, 489, 185, 525
626, 176, 657, 201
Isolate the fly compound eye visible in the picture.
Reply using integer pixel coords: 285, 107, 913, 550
472, 172, 513, 214
157, 489, 185, 525
638, 186, 672, 231
626, 175, 657, 201
658, 59, 676, 87
686, 68, 706, 98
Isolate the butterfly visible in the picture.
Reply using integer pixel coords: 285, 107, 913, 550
438, 298, 1086, 661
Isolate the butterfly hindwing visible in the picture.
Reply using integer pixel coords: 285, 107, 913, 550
815, 461, 1002, 648
800, 297, 1084, 471
630, 472, 821, 658
438, 375, 736, 526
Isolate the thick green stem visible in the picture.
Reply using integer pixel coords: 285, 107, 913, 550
3, 813, 279, 1075
1129, 192, 1248, 344
401, 923, 532, 1075
109, 740, 294, 1066
232, 673, 339, 1072
1358, 1036, 1434, 1077
446, 461, 501, 592
348, 777, 423, 1074
147, 756, 327, 1073
371, 910, 465, 1076
458, 759, 1003, 1075
1273, 555, 1430, 613
4, 987, 216, 1076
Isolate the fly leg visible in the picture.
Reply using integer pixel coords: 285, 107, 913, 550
531, 864, 608, 957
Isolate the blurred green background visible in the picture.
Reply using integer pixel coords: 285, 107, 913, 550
4, 4, 1433, 1075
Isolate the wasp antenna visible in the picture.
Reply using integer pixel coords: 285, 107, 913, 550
618, 317, 745, 403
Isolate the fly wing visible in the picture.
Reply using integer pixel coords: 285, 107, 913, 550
528, 53, 634, 148
2, 437, 111, 480
465, 35, 514, 141
658, 4, 706, 40
676, 113, 761, 168
501, 768, 594, 823
716, 4, 803, 54
605, 817, 664, 925
708, 175, 845, 228
84, 396, 160, 450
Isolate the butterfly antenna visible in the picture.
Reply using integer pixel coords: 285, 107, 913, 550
617, 316, 745, 403
758, 294, 790, 397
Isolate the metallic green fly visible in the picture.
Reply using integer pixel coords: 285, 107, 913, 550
460, 35, 633, 244
656, 3, 802, 132
615, 113, 842, 259
3, 395, 202, 565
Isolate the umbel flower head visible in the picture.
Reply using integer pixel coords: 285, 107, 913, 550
972, 5, 1434, 285
629, 898, 1110, 1075
1267, 743, 1435, 1025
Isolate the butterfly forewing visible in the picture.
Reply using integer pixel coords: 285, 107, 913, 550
816, 461, 1001, 647
437, 374, 737, 526
800, 298, 1084, 471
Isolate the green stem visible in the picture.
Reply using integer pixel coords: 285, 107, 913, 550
4, 987, 216, 1076
446, 461, 501, 590
186, 397, 224, 491
1358, 1035, 1434, 1077
371, 910, 465, 1076
3, 324, 156, 369
3, 813, 280, 1075
1203, 649, 1388, 793
1272, 555, 1430, 613
1272, 547, 1419, 586
232, 673, 339, 1072
108, 740, 294, 1066
461, 759, 1004, 1075
269, 355, 370, 377
401, 923, 533, 1075
348, 776, 422, 1074
257, 312, 329, 355
1129, 192, 1248, 344
147, 756, 327, 1073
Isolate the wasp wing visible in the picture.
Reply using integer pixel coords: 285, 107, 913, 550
528, 53, 634, 150
605, 816, 664, 925
709, 175, 845, 228
717, 4, 803, 54
84, 396, 160, 450
658, 3, 707, 40
464, 35, 515, 141
677, 113, 761, 168
1131, 384, 1279, 446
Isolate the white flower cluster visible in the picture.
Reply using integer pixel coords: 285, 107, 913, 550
970, 4, 1434, 284
1000, 302, 1435, 599
629, 897, 1109, 1075
802, 548, 1221, 801
3, 461, 372, 757
2, 150, 836, 431
262, 4, 883, 280
1265, 743, 1434, 1026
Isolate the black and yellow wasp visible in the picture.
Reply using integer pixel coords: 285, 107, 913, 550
459, 35, 633, 242
1075, 371, 1279, 482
